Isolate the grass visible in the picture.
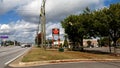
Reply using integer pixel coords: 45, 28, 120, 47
22, 47, 120, 62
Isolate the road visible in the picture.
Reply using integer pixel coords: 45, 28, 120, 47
7, 62, 120, 68
0, 46, 30, 68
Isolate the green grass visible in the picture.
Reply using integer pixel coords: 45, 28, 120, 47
22, 47, 120, 62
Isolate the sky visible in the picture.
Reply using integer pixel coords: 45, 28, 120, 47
0, 0, 120, 43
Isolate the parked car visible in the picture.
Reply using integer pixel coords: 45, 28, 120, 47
21, 44, 26, 48
21, 44, 31, 48
25, 44, 31, 47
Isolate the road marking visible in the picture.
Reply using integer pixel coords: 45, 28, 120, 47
5, 48, 31, 65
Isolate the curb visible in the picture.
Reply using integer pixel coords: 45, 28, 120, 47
9, 59, 120, 67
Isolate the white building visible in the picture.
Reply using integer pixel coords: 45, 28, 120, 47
83, 39, 98, 47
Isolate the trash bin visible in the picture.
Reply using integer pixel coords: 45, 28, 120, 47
59, 48, 64, 52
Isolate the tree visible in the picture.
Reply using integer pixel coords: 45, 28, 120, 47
117, 38, 120, 43
6, 40, 14, 45
35, 33, 41, 47
47, 39, 52, 48
108, 3, 120, 54
61, 8, 94, 51
100, 37, 111, 47
63, 34, 68, 48
87, 40, 92, 47
61, 3, 120, 53
93, 3, 120, 54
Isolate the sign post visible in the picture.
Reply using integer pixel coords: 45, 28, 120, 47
0, 36, 8, 46
52, 28, 60, 48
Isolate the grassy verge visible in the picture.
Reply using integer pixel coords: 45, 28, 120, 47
22, 47, 120, 62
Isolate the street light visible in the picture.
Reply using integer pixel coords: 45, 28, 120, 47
40, 0, 46, 49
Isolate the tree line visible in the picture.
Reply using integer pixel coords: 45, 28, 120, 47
61, 3, 120, 53
0, 40, 20, 46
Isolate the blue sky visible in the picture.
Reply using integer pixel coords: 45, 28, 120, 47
104, 0, 120, 6
0, 0, 120, 43
0, 10, 21, 24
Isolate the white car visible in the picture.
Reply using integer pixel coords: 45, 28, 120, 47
21, 44, 31, 48
21, 44, 26, 48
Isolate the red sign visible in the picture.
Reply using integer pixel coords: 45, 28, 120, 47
52, 28, 59, 34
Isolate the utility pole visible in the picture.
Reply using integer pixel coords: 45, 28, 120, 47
36, 12, 41, 47
40, 0, 46, 49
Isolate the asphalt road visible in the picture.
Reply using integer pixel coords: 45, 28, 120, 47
7, 62, 120, 68
0, 46, 30, 68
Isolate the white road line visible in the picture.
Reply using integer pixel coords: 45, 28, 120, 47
5, 48, 30, 65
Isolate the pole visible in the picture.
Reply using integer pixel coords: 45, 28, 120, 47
0, 38, 1, 47
108, 35, 111, 53
40, 0, 46, 49
14, 40, 15, 46
52, 35, 54, 48
37, 11, 41, 47
58, 35, 60, 47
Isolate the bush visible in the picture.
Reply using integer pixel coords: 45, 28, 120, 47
58, 48, 64, 52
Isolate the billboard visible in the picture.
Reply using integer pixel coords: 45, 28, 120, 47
0, 36, 8, 39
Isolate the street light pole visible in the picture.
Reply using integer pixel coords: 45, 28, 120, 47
40, 0, 46, 49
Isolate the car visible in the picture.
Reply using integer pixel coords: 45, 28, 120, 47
25, 44, 31, 47
21, 44, 26, 48
21, 44, 31, 48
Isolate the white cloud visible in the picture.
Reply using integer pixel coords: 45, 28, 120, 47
0, 24, 11, 35
11, 20, 37, 43
0, 0, 33, 14
0, 0, 107, 43
16, 0, 41, 23
0, 20, 37, 43
0, 20, 65, 42
0, 24, 10, 29
47, 0, 105, 21
16, 0, 41, 16
16, 0, 105, 23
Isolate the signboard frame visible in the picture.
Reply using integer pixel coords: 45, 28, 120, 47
52, 28, 60, 47
52, 28, 59, 35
